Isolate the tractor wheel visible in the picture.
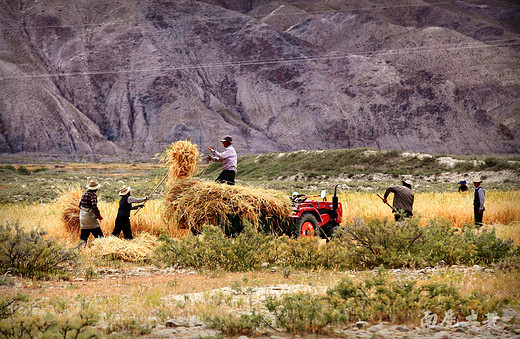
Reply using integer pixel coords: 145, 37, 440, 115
294, 213, 320, 238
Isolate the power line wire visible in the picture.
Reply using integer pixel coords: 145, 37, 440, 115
0, 38, 518, 81
3, 0, 492, 30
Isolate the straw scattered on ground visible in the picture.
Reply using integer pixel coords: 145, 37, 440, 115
84, 233, 157, 262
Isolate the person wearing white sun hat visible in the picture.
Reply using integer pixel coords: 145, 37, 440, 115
77, 178, 104, 248
206, 135, 237, 185
112, 185, 148, 240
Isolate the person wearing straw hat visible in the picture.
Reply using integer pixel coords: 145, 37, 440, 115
206, 135, 237, 185
383, 179, 415, 221
458, 180, 469, 192
473, 178, 485, 226
77, 178, 104, 248
112, 186, 148, 240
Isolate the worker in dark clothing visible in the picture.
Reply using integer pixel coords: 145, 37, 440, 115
473, 178, 485, 227
458, 180, 469, 192
77, 179, 104, 248
383, 179, 415, 221
112, 186, 148, 240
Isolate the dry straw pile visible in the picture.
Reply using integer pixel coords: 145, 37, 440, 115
86, 233, 157, 262
164, 179, 291, 231
161, 140, 200, 185
55, 185, 82, 236
162, 140, 291, 232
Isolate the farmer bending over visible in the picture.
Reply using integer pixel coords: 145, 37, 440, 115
78, 179, 104, 248
383, 179, 415, 221
206, 135, 237, 185
112, 186, 148, 240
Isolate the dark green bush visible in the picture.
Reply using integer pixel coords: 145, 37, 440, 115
154, 224, 274, 271
463, 226, 515, 265
0, 165, 16, 172
155, 218, 516, 272
0, 222, 78, 279
334, 218, 515, 269
33, 166, 48, 173
16, 166, 31, 175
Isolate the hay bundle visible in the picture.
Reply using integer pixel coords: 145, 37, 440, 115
163, 178, 291, 231
87, 233, 157, 261
161, 140, 200, 185
55, 185, 82, 234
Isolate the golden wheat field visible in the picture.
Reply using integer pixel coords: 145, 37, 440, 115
1, 190, 519, 246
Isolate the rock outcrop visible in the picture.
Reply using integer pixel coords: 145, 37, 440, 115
0, 0, 519, 156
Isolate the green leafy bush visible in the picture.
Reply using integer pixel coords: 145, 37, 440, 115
0, 310, 101, 338
0, 294, 28, 319
155, 218, 516, 271
463, 226, 515, 265
0, 165, 16, 172
334, 218, 516, 269
326, 268, 511, 325
154, 224, 274, 271
203, 311, 266, 336
16, 166, 31, 175
268, 235, 350, 270
204, 269, 513, 335
0, 222, 77, 279
265, 293, 343, 333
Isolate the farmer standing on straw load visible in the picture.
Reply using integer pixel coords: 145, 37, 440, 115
77, 179, 104, 248
382, 179, 415, 221
112, 186, 148, 240
206, 135, 237, 185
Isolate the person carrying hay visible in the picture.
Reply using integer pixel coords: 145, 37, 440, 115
77, 179, 104, 248
206, 135, 237, 185
112, 186, 148, 240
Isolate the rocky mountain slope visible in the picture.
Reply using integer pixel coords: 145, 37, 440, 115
0, 0, 519, 156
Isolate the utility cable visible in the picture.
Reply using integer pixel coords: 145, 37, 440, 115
0, 38, 518, 81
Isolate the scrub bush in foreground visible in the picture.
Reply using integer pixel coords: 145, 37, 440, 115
204, 269, 513, 335
0, 222, 77, 279
155, 218, 517, 271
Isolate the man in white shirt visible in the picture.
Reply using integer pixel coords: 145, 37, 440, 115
207, 135, 237, 185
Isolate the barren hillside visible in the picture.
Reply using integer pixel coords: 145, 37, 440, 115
0, 0, 519, 156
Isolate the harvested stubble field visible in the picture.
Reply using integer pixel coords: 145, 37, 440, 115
0, 147, 519, 338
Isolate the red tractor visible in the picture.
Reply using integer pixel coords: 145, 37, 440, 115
289, 185, 342, 239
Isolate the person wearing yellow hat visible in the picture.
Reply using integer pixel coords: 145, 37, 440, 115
473, 178, 485, 226
78, 178, 104, 248
383, 179, 415, 221
112, 186, 148, 240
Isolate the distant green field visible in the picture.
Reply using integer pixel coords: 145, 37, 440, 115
1, 148, 518, 203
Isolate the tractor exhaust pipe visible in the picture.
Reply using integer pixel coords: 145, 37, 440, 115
332, 184, 339, 221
